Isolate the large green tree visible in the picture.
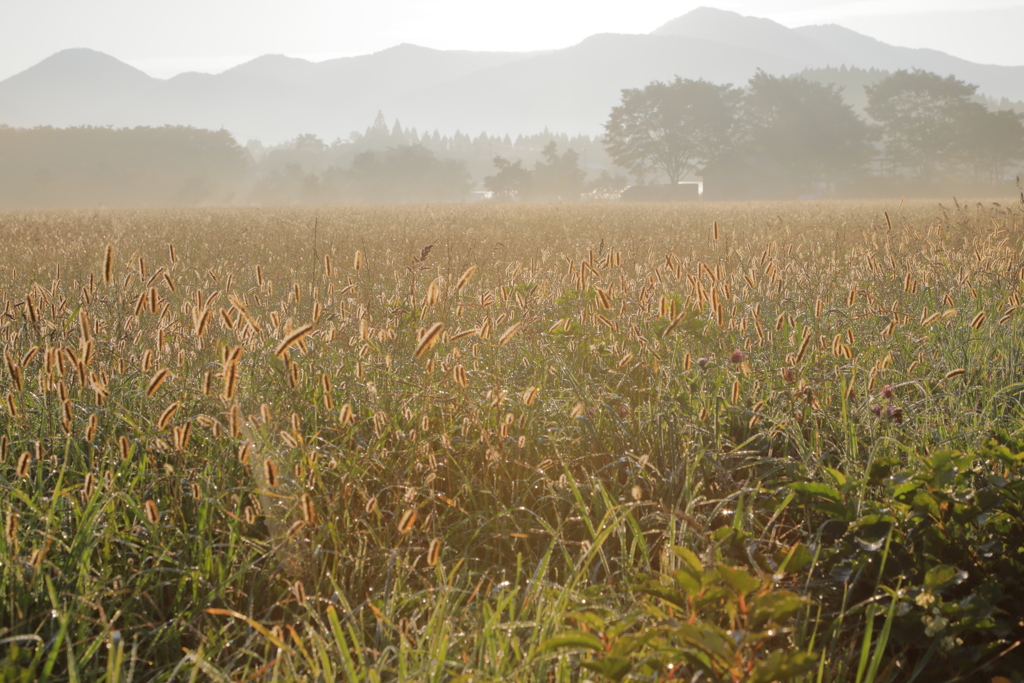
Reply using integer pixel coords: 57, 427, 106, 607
866, 70, 982, 183
531, 141, 586, 200
742, 70, 874, 186
958, 107, 1024, 183
603, 77, 741, 184
483, 157, 532, 199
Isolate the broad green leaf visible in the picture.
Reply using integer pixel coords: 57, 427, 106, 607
773, 543, 813, 574
893, 479, 925, 500
924, 564, 967, 591
789, 482, 842, 502
581, 657, 632, 682
824, 467, 847, 487
566, 611, 607, 631
609, 629, 658, 659
669, 569, 702, 595
672, 622, 736, 667
717, 565, 760, 594
539, 631, 604, 652
750, 590, 810, 629
670, 546, 703, 574
638, 583, 692, 609
912, 491, 941, 519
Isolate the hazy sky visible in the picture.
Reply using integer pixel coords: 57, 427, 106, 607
3, 0, 1024, 81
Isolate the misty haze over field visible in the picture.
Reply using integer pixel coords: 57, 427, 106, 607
1, 7, 1024, 207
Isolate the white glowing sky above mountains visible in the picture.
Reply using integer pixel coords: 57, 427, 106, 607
3, 0, 1024, 81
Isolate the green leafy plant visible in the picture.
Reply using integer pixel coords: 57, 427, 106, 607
542, 547, 818, 682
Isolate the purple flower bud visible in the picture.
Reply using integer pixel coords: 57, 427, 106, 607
886, 405, 904, 423
697, 357, 709, 369
870, 404, 882, 417
730, 350, 745, 364
882, 384, 894, 399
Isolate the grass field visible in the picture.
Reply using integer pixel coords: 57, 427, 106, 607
2, 200, 1024, 682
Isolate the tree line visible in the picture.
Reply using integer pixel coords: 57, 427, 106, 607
0, 116, 615, 208
1, 67, 1022, 208
0, 125, 249, 208
603, 68, 1024, 199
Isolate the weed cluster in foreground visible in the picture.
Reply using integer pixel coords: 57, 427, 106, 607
2, 201, 1024, 681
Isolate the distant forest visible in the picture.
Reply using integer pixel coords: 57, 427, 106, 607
1, 66, 1022, 208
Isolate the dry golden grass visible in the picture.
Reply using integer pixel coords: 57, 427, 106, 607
1, 199, 1023, 680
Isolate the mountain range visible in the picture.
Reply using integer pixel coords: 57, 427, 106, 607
2, 7, 1023, 144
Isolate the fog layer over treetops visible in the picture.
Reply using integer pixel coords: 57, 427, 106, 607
3, 67, 1022, 208
3, 7, 1024, 144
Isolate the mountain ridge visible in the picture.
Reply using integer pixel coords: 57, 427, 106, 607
3, 8, 1023, 143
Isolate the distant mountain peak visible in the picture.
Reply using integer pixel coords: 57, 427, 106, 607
0, 47, 155, 89
651, 6, 843, 68
652, 7, 788, 36
9, 48, 153, 79
2, 9, 1022, 142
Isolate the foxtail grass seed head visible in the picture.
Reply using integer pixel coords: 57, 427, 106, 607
300, 493, 316, 524
229, 404, 242, 438
78, 309, 91, 342
147, 368, 170, 397
16, 451, 32, 478
452, 365, 468, 388
414, 322, 444, 359
144, 499, 160, 525
158, 402, 179, 430
118, 435, 131, 460
427, 537, 442, 566
497, 321, 523, 347
82, 472, 96, 500
662, 311, 685, 337
795, 335, 811, 364
274, 324, 314, 359
222, 363, 238, 400
263, 458, 278, 487
103, 244, 114, 284
4, 512, 17, 542
353, 250, 364, 271
398, 508, 417, 534
943, 368, 966, 380
456, 265, 477, 292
